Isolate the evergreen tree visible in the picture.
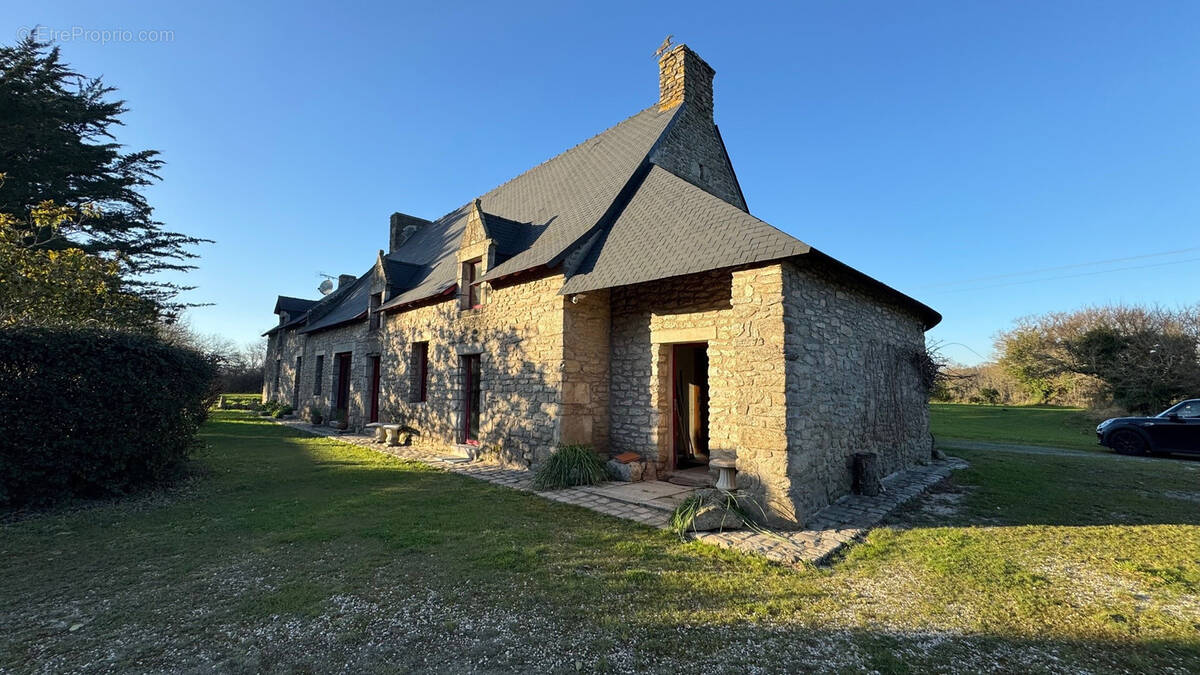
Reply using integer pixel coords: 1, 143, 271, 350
0, 35, 207, 317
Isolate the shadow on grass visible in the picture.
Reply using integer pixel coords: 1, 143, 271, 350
1, 412, 1197, 673
931, 447, 1200, 528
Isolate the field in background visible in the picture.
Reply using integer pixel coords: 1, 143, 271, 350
931, 402, 1100, 451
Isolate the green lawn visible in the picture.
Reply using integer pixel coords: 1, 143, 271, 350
932, 402, 1102, 451
1, 411, 1197, 673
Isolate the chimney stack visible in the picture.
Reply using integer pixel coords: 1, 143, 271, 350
657, 44, 714, 119
389, 212, 431, 253
337, 274, 356, 289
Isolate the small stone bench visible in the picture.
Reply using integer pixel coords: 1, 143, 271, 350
364, 423, 386, 444
364, 423, 407, 446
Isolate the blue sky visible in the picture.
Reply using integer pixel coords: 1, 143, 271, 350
10, 1, 1199, 364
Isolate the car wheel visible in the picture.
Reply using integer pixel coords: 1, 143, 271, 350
1110, 430, 1148, 456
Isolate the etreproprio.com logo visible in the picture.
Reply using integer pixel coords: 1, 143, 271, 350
16, 25, 175, 44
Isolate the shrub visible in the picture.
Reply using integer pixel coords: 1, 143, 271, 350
532, 444, 607, 490
0, 326, 218, 507
271, 404, 293, 419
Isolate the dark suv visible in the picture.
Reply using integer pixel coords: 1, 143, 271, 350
1097, 399, 1200, 456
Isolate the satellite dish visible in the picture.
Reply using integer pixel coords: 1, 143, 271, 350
317, 279, 334, 296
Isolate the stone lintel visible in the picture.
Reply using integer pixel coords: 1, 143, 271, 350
650, 325, 716, 344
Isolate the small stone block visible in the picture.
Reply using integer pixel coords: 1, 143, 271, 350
606, 459, 644, 482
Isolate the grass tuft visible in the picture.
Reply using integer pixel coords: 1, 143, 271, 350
531, 444, 608, 490
669, 490, 765, 540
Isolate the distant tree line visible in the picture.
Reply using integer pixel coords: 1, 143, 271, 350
161, 324, 266, 394
933, 304, 1200, 414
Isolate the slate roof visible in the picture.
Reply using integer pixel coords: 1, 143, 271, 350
377, 105, 676, 313
561, 166, 811, 294
476, 106, 676, 280
263, 296, 319, 335
273, 296, 318, 316
279, 98, 940, 333
301, 272, 373, 334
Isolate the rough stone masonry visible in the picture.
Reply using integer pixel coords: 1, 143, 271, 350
262, 43, 940, 528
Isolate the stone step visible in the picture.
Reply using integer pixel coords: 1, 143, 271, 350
447, 444, 478, 460
578, 481, 697, 513
665, 471, 712, 488
436, 456, 472, 465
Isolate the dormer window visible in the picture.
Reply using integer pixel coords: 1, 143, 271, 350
369, 292, 383, 331
462, 258, 484, 309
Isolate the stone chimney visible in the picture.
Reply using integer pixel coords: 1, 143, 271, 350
389, 212, 431, 253
658, 44, 714, 119
337, 274, 356, 289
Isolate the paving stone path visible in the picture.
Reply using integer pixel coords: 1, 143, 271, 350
275, 418, 966, 565
694, 457, 968, 564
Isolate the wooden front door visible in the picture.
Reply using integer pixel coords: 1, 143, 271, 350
368, 356, 381, 423
334, 352, 352, 419
461, 354, 481, 444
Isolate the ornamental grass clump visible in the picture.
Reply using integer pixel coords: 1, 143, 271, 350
669, 489, 766, 540
532, 444, 607, 490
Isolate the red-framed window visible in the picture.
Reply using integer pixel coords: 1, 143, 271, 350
410, 341, 428, 402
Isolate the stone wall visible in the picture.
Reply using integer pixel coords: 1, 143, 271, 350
264, 254, 930, 528
262, 316, 378, 429
609, 261, 929, 527
779, 258, 931, 523
716, 266, 790, 522
264, 329, 308, 410
262, 331, 280, 402
561, 289, 611, 452
609, 267, 788, 517
378, 271, 569, 466
292, 323, 379, 429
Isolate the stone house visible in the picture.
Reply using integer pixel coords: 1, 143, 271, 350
262, 45, 940, 526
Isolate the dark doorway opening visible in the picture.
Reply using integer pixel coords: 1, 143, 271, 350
292, 356, 302, 409
368, 355, 381, 423
672, 342, 709, 469
333, 352, 352, 421
461, 354, 482, 444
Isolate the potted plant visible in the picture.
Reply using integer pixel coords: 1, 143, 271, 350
310, 407, 324, 425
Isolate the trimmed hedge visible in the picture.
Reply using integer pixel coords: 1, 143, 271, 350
0, 326, 219, 507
